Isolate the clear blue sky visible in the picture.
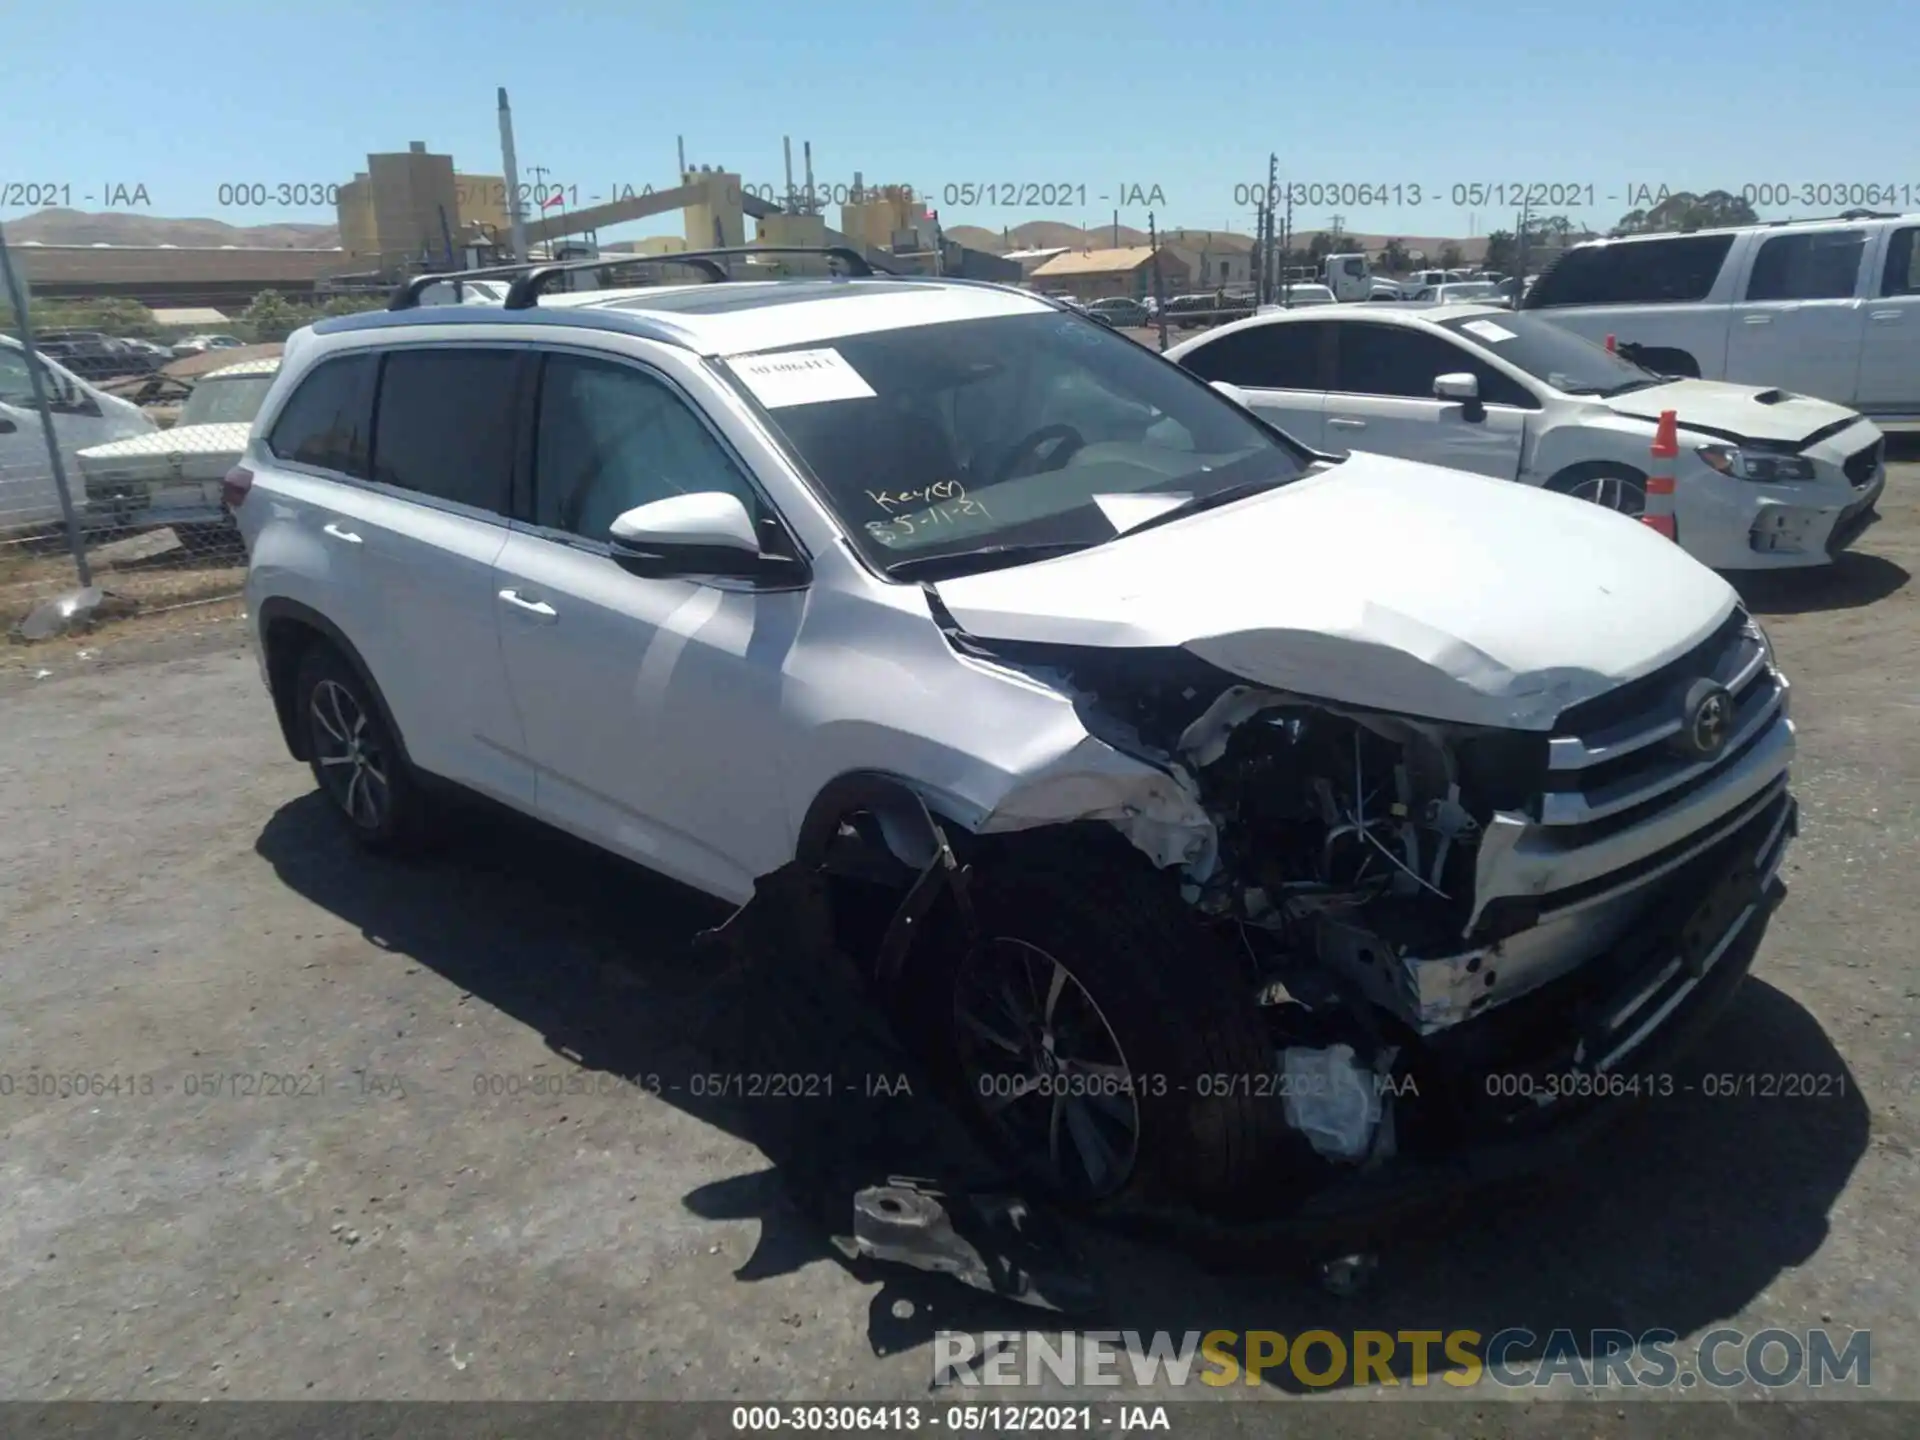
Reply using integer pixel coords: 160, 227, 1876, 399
6, 0, 1917, 242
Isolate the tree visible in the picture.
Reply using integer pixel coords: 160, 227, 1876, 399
1610, 189, 1759, 236
1377, 237, 1411, 274
319, 294, 384, 318
239, 290, 308, 343
1437, 242, 1464, 269
1482, 230, 1518, 274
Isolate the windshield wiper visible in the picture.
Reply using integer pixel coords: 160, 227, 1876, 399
881, 541, 1096, 581
1598, 377, 1666, 397
1106, 474, 1294, 540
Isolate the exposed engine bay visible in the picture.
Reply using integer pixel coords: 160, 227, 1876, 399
945, 632, 1787, 1172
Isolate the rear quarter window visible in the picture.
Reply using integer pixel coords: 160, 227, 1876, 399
266, 354, 377, 477
1523, 234, 1735, 307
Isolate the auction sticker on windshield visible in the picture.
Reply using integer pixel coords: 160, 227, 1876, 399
731, 348, 876, 408
1461, 319, 1518, 344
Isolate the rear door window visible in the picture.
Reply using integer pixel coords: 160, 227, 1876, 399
368, 348, 521, 514
1744, 230, 1868, 301
1177, 321, 1330, 389
1524, 234, 1735, 307
266, 354, 377, 477
1879, 227, 1920, 296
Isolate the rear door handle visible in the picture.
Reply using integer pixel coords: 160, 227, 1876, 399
1870, 310, 1901, 322
498, 588, 558, 619
1326, 416, 1366, 429
1742, 314, 1772, 325
322, 522, 362, 544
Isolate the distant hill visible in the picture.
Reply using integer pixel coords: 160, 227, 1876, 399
5, 208, 339, 249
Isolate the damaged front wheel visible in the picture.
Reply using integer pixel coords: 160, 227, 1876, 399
902, 845, 1286, 1217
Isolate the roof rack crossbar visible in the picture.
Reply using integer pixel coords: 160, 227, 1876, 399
501, 244, 893, 309
388, 263, 549, 311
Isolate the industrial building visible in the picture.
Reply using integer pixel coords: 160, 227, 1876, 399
1027, 246, 1191, 300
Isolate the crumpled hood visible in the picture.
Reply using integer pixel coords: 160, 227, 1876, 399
933, 454, 1739, 730
1605, 378, 1858, 446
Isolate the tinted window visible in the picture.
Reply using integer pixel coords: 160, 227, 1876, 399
533, 355, 759, 541
1523, 234, 1735, 307
266, 354, 376, 476
1884, 227, 1920, 296
1178, 321, 1328, 389
1435, 312, 1651, 399
741, 311, 1304, 570
1745, 230, 1866, 301
369, 349, 518, 512
1332, 323, 1536, 407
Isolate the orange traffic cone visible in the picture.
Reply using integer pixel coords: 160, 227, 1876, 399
1642, 409, 1678, 541
1605, 333, 1617, 353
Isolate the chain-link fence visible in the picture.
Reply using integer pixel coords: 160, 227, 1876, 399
0, 220, 393, 640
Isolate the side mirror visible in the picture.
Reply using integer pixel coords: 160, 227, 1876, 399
1434, 372, 1485, 422
607, 491, 798, 580
1209, 380, 1252, 408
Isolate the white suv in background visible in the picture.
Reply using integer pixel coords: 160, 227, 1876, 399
1520, 212, 1920, 427
233, 257, 1796, 1224
1167, 304, 1885, 570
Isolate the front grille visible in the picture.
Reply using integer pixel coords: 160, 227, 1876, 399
1844, 440, 1883, 489
1538, 608, 1785, 832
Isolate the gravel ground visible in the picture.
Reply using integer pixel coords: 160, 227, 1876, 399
2, 457, 1917, 1430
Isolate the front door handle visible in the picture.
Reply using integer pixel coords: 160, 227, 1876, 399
322, 522, 362, 544
1326, 416, 1366, 429
1870, 310, 1901, 322
498, 588, 558, 619
1742, 314, 1772, 325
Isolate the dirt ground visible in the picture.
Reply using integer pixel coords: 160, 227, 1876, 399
2, 453, 1918, 1432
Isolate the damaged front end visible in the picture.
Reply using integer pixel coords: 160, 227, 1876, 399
946, 603, 1796, 1207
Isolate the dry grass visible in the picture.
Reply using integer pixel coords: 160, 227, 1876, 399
2, 529, 244, 644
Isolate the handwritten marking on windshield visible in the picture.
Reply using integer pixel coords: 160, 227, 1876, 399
867, 478, 967, 513
865, 497, 994, 546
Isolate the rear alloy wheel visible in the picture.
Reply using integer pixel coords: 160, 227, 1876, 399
295, 645, 430, 852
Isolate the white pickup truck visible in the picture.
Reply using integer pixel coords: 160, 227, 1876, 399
1520, 213, 1920, 428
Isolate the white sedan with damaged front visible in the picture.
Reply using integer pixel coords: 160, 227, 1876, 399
241, 275, 1798, 1225
1168, 303, 1885, 570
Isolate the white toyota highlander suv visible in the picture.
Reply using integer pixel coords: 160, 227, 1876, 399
233, 252, 1798, 1225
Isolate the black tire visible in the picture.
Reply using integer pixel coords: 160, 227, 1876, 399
293, 644, 432, 853
896, 841, 1287, 1217
1546, 461, 1648, 518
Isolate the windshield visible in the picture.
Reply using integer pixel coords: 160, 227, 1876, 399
0, 340, 88, 406
177, 372, 278, 427
1435, 311, 1660, 395
725, 311, 1308, 574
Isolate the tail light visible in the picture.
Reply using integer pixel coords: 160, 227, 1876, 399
221, 464, 254, 511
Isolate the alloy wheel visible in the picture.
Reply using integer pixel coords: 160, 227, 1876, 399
951, 937, 1142, 1200
1570, 473, 1646, 516
310, 678, 390, 831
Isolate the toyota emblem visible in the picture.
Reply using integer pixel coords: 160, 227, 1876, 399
1674, 679, 1733, 759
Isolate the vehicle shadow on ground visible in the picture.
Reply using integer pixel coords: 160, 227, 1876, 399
257, 794, 1871, 1392
1735, 551, 1909, 616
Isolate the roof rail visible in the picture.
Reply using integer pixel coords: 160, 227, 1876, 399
501, 245, 893, 310
1761, 208, 1900, 227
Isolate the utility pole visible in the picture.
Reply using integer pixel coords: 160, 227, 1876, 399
1282, 183, 1294, 307
497, 87, 528, 262
1263, 152, 1278, 305
1149, 212, 1169, 353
